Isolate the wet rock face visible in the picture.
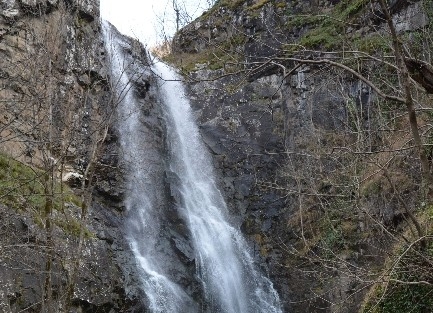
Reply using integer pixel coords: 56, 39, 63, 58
108, 25, 204, 306
71, 0, 99, 21
0, 0, 106, 166
0, 0, 99, 18
0, 0, 20, 19
185, 56, 380, 313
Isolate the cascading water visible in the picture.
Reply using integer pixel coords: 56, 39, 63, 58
103, 20, 282, 313
102, 22, 197, 313
153, 60, 282, 313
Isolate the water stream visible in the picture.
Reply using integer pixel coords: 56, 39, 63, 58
103, 21, 282, 313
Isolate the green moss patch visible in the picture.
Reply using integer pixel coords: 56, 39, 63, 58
165, 34, 246, 73
248, 0, 271, 11
285, 0, 370, 51
215, 0, 246, 10
0, 154, 80, 212
0, 154, 89, 236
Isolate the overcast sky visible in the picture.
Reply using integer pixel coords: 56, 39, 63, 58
100, 0, 211, 46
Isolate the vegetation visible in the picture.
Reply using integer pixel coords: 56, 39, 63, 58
164, 32, 246, 73
0, 153, 93, 237
248, 0, 271, 11
214, 0, 245, 10
285, 0, 370, 50
0, 154, 79, 212
363, 238, 433, 313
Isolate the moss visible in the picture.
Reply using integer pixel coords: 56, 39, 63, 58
165, 33, 246, 73
54, 217, 94, 238
362, 212, 433, 313
375, 284, 433, 313
320, 224, 345, 254
361, 179, 382, 197
284, 15, 344, 50
299, 27, 342, 50
403, 2, 433, 62
285, 14, 325, 29
363, 251, 433, 313
214, 0, 246, 10
0, 154, 47, 211
334, 0, 368, 20
428, 204, 433, 220
285, 0, 369, 51
353, 34, 392, 55
275, 1, 286, 9
248, 0, 271, 11
0, 153, 85, 235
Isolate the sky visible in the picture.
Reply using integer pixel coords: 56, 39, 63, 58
100, 0, 212, 47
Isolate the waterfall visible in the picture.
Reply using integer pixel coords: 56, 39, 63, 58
103, 21, 282, 313
102, 22, 197, 313
153, 60, 282, 313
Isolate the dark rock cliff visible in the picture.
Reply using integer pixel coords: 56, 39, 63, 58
0, 1, 149, 312
170, 0, 432, 312
0, 0, 207, 309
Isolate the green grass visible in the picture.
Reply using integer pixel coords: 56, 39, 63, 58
376, 284, 433, 313
353, 34, 392, 54
0, 154, 47, 211
164, 33, 246, 72
335, 0, 369, 20
362, 207, 433, 313
203, 0, 245, 16
54, 217, 94, 238
248, 0, 271, 11
215, 0, 246, 10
